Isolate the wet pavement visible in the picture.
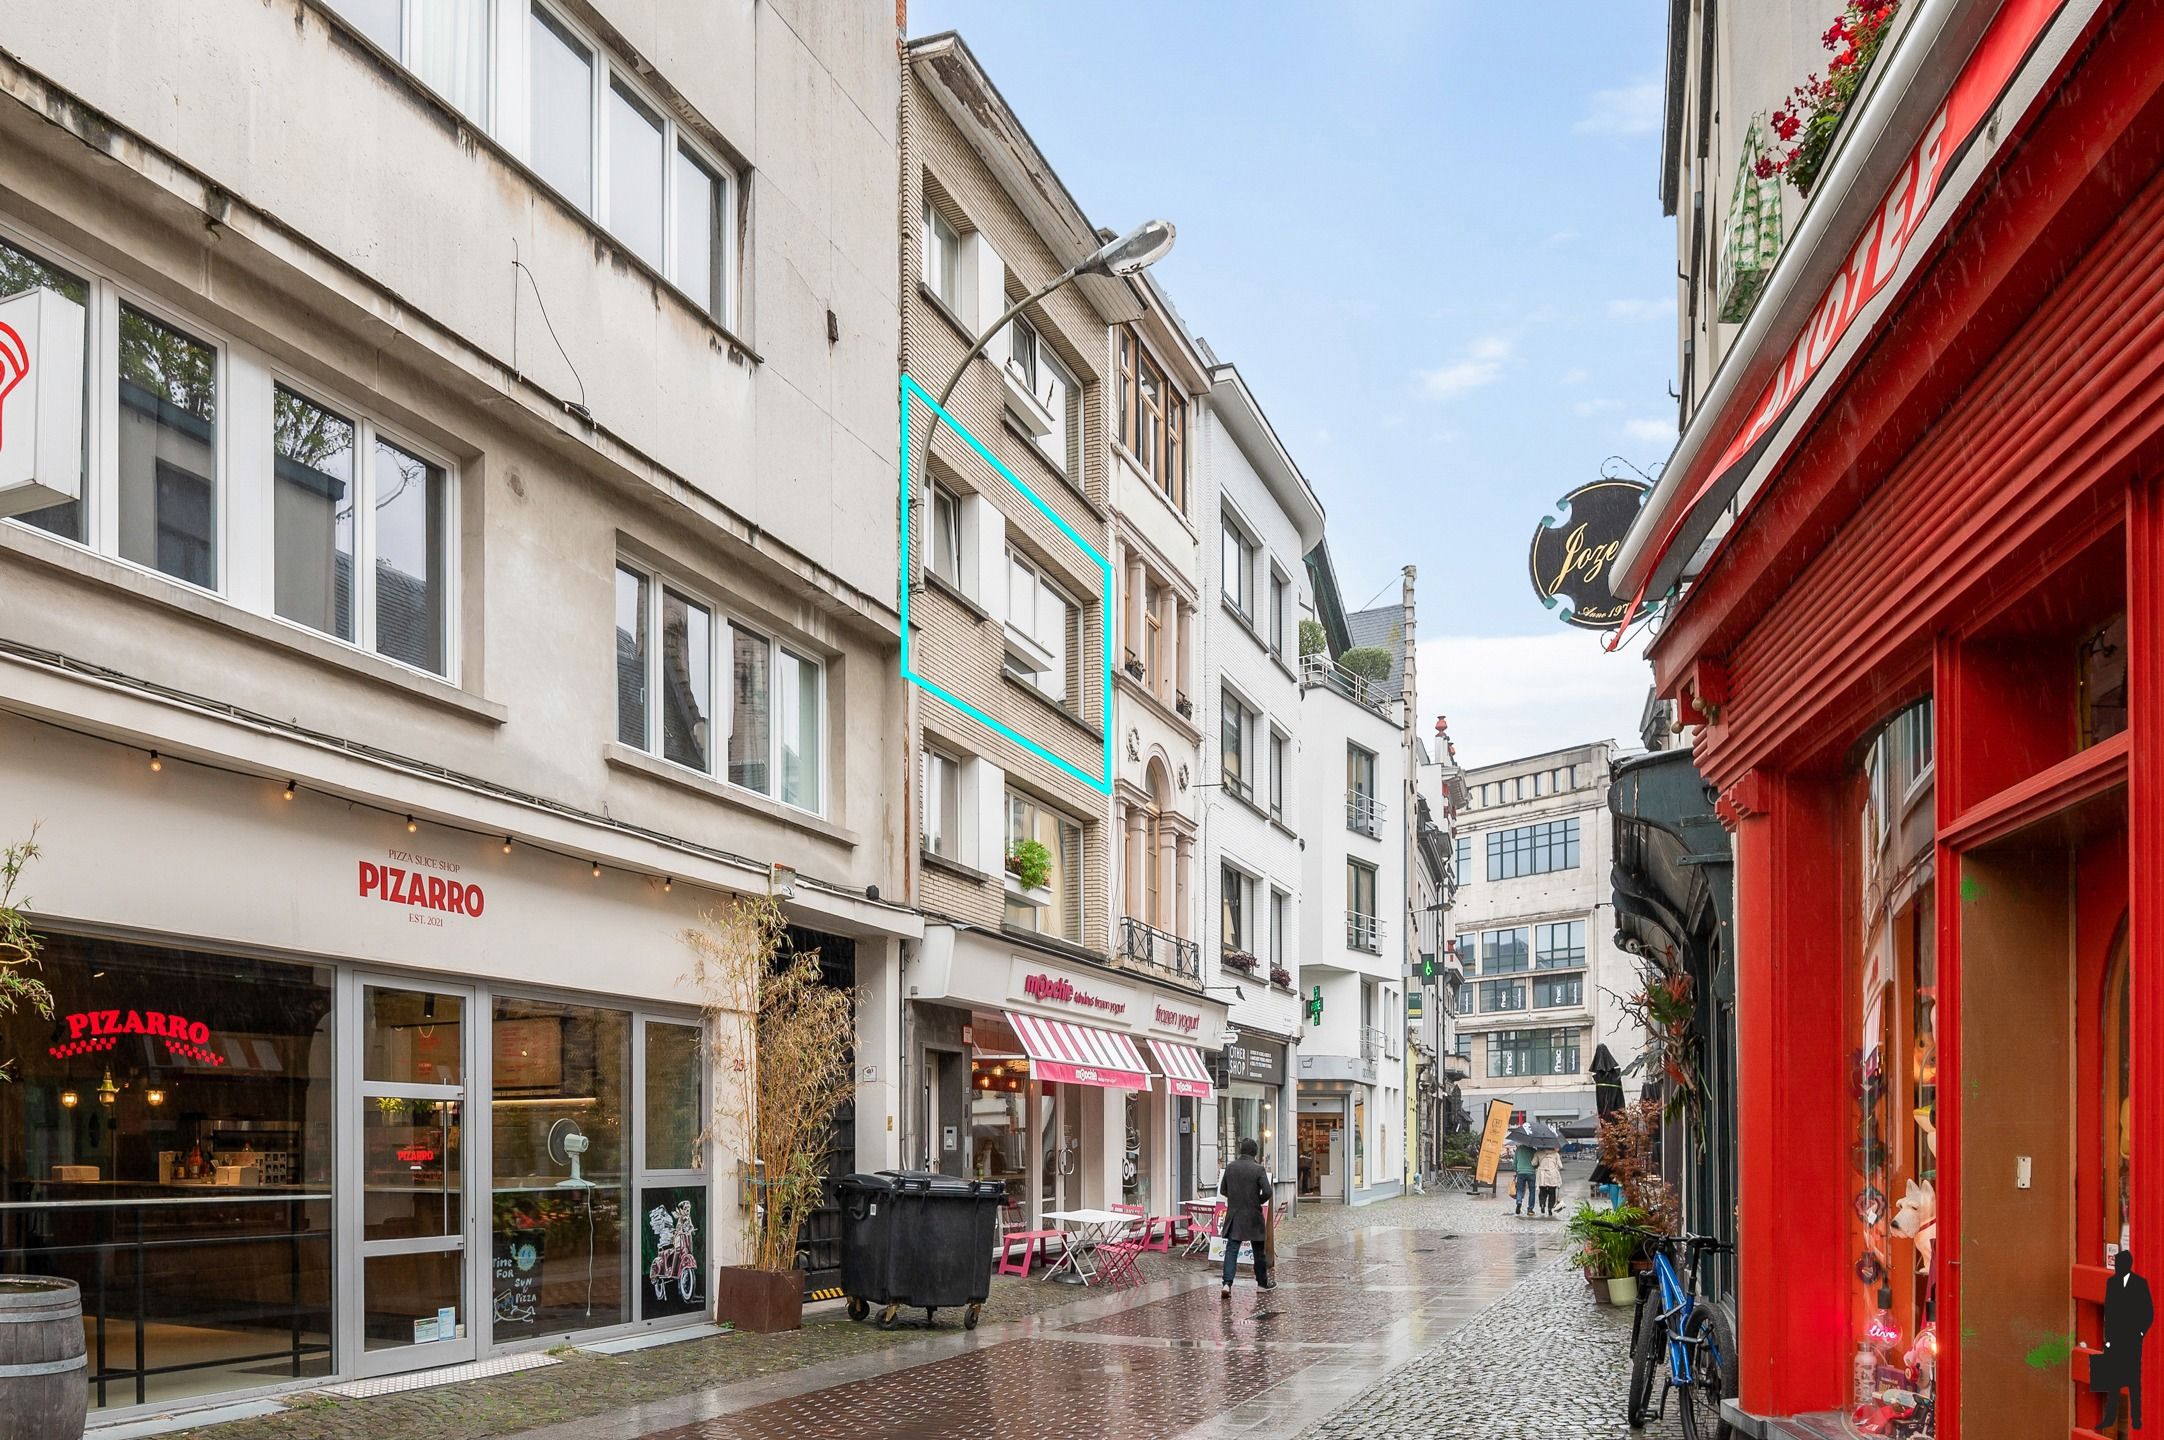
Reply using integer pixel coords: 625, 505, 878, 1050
506, 1225, 1557, 1440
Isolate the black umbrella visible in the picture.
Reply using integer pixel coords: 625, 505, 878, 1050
1507, 1120, 1564, 1151
1558, 1117, 1600, 1140
1592, 1044, 1626, 1119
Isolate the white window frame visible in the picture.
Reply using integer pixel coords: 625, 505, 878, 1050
1003, 548, 1074, 704
1221, 515, 1255, 620
928, 479, 963, 589
1220, 687, 1255, 800
1004, 314, 1074, 473
270, 371, 463, 679
922, 746, 963, 860
922, 197, 963, 313
1268, 725, 1289, 820
1, 218, 464, 683
614, 557, 828, 816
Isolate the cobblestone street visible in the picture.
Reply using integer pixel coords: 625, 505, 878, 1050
142, 1169, 1678, 1440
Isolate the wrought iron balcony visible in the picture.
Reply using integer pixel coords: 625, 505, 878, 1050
1346, 788, 1386, 838
1119, 917, 1200, 983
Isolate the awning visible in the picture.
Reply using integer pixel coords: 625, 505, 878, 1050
1146, 1039, 1214, 1100
1005, 1011, 1150, 1091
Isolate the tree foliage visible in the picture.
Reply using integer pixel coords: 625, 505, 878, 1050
0, 829, 55, 1083
1339, 646, 1393, 682
686, 896, 855, 1273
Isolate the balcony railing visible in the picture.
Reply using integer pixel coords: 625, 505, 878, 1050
1360, 1025, 1384, 1062
1345, 910, 1381, 954
1346, 788, 1386, 838
1301, 652, 1393, 716
1120, 917, 1200, 983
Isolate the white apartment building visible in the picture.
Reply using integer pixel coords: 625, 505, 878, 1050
1293, 565, 1413, 1205
0, 0, 915, 1417
1450, 742, 1642, 1125
1196, 359, 1325, 1205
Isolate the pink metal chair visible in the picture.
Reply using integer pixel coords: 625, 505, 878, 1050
1183, 1201, 1224, 1256
1093, 1236, 1148, 1289
995, 1203, 1066, 1278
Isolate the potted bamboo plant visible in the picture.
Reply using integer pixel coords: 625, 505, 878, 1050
688, 894, 855, 1333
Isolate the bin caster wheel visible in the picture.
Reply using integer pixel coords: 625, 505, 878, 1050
847, 1298, 868, 1322
964, 1304, 981, 1331
926, 1308, 937, 1327
876, 1304, 900, 1330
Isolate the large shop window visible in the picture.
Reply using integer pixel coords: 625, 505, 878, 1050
1851, 699, 1938, 1434
3, 231, 462, 680
489, 997, 631, 1342
0, 936, 335, 1412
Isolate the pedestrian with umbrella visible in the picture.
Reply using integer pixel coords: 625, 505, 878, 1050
1509, 1131, 1536, 1215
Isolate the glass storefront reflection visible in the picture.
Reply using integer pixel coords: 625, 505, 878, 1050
490, 997, 629, 1340
0, 936, 334, 1411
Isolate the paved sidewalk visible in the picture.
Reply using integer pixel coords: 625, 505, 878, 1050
145, 1173, 1604, 1440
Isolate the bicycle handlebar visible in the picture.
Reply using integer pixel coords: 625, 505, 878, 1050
1610, 1225, 1730, 1254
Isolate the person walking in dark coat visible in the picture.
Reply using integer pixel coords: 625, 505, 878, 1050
1219, 1138, 1275, 1296
2100, 1249, 2154, 1430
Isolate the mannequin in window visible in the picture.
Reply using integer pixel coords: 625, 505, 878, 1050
2098, 1249, 2154, 1430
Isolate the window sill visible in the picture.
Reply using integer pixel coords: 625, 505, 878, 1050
922, 570, 991, 624
1001, 411, 1105, 521
918, 280, 975, 343
1001, 671, 1105, 744
921, 848, 993, 885
1111, 670, 1200, 739
602, 741, 858, 847
0, 520, 505, 725
1270, 652, 1299, 683
1219, 593, 1269, 653
1268, 815, 1302, 842
1111, 446, 1195, 536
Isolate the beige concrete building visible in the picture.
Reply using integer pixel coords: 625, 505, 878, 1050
898, 33, 1225, 1228
0, 0, 916, 1415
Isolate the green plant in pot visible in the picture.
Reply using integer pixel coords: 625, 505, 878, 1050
1005, 839, 1052, 893
688, 894, 855, 1333
1566, 1201, 1647, 1306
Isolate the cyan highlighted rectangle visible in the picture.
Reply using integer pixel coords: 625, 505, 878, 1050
898, 373, 1114, 795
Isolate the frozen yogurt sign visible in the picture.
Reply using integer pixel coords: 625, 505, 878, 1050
0, 286, 86, 519
360, 850, 486, 924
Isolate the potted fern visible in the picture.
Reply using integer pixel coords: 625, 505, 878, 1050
688, 895, 855, 1332
1567, 1201, 1647, 1306
1004, 839, 1053, 907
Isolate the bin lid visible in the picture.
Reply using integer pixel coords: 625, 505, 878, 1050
877, 1170, 1007, 1199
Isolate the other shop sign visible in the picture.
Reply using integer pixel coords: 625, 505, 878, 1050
1527, 478, 1648, 630
359, 850, 485, 923
1017, 968, 1127, 1018
0, 286, 86, 519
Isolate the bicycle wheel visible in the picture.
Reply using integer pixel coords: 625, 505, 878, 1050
1627, 1302, 1663, 1428
1676, 1302, 1739, 1440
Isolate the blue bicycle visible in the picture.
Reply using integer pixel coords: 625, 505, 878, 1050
1623, 1228, 1738, 1440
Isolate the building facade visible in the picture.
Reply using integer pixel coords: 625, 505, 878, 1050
1196, 360, 1325, 1207
897, 33, 1225, 1231
1623, 3, 2158, 1435
0, 0, 915, 1417
1449, 742, 1637, 1127
1292, 566, 1413, 1205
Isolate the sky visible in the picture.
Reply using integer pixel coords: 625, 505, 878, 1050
907, 0, 1680, 767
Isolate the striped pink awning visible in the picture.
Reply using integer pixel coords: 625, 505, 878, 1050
1005, 1011, 1151, 1091
1146, 1039, 1215, 1100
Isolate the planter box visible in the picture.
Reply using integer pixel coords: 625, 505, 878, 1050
1003, 874, 1052, 907
714, 1266, 805, 1333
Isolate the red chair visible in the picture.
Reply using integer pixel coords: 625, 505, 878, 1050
1183, 1202, 1224, 1256
1144, 1215, 1175, 1252
1093, 1236, 1148, 1289
995, 1204, 1067, 1278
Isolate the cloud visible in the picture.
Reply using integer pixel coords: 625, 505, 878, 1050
1558, 368, 1590, 387
1623, 416, 1677, 445
1414, 335, 1513, 401
1573, 397, 1624, 417
1575, 79, 1663, 136
1606, 297, 1670, 322
1540, 229, 1579, 250
1420, 629, 1655, 769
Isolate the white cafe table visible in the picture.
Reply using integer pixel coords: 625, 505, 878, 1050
1039, 1208, 1132, 1285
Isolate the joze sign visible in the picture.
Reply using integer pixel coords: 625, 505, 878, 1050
0, 287, 86, 519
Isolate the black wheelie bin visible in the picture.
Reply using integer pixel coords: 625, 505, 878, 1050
832, 1171, 1006, 1329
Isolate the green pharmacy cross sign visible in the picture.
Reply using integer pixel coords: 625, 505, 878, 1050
1306, 985, 1323, 1027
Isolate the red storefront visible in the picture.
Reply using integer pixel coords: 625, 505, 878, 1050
1615, 1, 2164, 1435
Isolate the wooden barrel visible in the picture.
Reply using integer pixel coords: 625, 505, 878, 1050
0, 1278, 87, 1440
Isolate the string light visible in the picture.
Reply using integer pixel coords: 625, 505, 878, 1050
406, 815, 418, 834
283, 780, 296, 801
502, 836, 513, 854
663, 877, 673, 892
592, 862, 602, 878
148, 751, 162, 772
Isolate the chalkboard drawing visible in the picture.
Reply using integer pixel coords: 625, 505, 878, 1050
648, 1201, 700, 1305
492, 1232, 541, 1326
